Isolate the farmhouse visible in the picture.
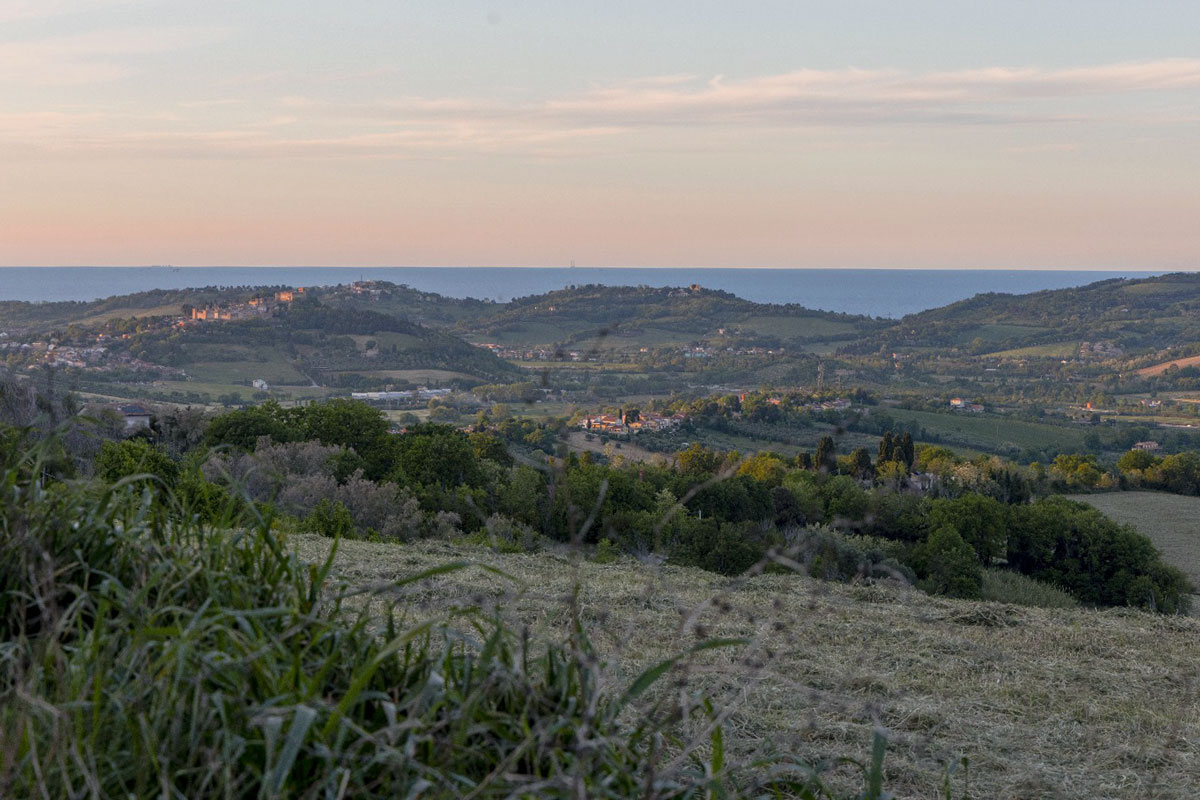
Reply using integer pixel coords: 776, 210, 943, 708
117, 403, 153, 433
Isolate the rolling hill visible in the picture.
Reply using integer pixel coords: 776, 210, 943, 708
844, 272, 1200, 358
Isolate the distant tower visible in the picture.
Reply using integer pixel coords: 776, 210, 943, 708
817, 361, 825, 394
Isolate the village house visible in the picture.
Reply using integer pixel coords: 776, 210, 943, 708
191, 305, 232, 321
117, 403, 153, 433
581, 411, 684, 434
949, 398, 984, 413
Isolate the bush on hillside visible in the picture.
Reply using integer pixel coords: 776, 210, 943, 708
915, 526, 983, 599
980, 569, 1079, 609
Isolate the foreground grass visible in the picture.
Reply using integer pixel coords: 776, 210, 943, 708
3, 443, 894, 798
294, 535, 1200, 800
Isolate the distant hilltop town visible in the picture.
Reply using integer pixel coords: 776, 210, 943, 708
188, 287, 306, 322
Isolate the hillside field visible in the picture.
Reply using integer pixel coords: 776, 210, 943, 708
1137, 354, 1200, 377
884, 408, 1102, 455
292, 535, 1200, 799
1069, 492, 1200, 594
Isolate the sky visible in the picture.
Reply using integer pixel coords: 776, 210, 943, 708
2, 1, 1199, 269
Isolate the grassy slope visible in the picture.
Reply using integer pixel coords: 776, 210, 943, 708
293, 535, 1200, 800
885, 408, 1098, 453
463, 285, 882, 351
853, 272, 1200, 356
1069, 492, 1200, 591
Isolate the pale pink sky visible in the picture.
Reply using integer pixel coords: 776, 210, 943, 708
2, 1, 1199, 269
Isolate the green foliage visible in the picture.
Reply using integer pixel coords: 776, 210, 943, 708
916, 526, 983, 599
95, 438, 179, 487
300, 498, 355, 538
391, 423, 485, 490
671, 519, 766, 576
784, 526, 914, 585
677, 441, 724, 476
1050, 453, 1104, 491
592, 537, 621, 564
1117, 448, 1159, 473
979, 569, 1080, 609
823, 475, 870, 522
1007, 496, 1192, 613
815, 435, 837, 472
928, 494, 1008, 565
204, 400, 300, 450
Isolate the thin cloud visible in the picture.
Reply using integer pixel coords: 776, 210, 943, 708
0, 0, 151, 24
543, 60, 1200, 125
262, 59, 1200, 133
0, 26, 228, 85
2, 58, 1197, 161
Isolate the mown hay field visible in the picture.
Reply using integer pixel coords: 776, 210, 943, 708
293, 535, 1200, 800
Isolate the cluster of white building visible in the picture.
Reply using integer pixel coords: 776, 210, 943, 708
581, 411, 685, 434
351, 388, 453, 403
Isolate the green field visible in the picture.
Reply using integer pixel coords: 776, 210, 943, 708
739, 314, 860, 339
185, 359, 309, 385
348, 332, 423, 350
985, 341, 1078, 359
77, 303, 184, 325
1070, 492, 1200, 593
972, 323, 1050, 343
885, 408, 1097, 455
468, 320, 596, 346
335, 368, 480, 383
154, 379, 331, 402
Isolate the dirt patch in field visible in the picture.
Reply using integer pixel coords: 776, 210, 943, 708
1138, 354, 1200, 377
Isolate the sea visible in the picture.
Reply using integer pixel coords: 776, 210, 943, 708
0, 267, 1168, 319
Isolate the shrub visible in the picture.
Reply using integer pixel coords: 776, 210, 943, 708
980, 569, 1079, 609
95, 438, 179, 487
1007, 496, 1193, 612
916, 526, 983, 599
301, 498, 355, 538
592, 537, 621, 564
780, 526, 914, 584
478, 513, 541, 553
671, 519, 765, 575
432, 510, 463, 538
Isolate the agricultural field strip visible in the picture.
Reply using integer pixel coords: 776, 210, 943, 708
884, 408, 1093, 452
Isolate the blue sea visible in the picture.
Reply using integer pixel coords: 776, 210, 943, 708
0, 267, 1167, 319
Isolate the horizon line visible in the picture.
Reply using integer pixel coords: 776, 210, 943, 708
0, 264, 1181, 272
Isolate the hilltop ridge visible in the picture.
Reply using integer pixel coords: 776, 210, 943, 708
847, 272, 1200, 357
